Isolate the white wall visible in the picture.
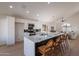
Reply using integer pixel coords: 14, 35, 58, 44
15, 18, 52, 32
66, 14, 79, 36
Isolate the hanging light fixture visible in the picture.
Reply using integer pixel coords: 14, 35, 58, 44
61, 17, 65, 22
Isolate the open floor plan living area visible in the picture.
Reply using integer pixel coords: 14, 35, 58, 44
0, 2, 79, 56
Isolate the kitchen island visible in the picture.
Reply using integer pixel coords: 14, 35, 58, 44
24, 32, 64, 56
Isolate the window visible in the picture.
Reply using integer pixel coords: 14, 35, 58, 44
62, 23, 71, 32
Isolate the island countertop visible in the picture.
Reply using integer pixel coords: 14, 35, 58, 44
24, 32, 64, 43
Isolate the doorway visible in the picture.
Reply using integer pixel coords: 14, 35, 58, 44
15, 22, 24, 43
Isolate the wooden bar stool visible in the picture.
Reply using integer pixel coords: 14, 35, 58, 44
64, 33, 71, 55
51, 33, 69, 56
38, 39, 54, 56
54, 35, 66, 56
60, 33, 69, 55
60, 34, 66, 55
53, 36, 62, 56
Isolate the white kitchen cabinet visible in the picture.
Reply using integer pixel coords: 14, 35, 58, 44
0, 16, 15, 45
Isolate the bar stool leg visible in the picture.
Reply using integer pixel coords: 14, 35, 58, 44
66, 39, 71, 55
59, 43, 64, 56
63, 40, 67, 55
57, 46, 62, 56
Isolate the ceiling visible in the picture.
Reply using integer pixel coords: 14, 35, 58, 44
0, 2, 79, 22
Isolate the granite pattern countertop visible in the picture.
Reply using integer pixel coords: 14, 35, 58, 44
24, 32, 64, 43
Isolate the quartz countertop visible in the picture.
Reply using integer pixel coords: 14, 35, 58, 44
24, 32, 64, 43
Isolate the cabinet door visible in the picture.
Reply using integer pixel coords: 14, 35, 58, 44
7, 16, 15, 45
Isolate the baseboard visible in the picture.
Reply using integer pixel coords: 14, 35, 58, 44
15, 40, 23, 43
0, 44, 6, 47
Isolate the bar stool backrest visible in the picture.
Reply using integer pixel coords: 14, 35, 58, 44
60, 33, 68, 41
60, 35, 65, 41
64, 33, 68, 40
55, 36, 61, 43
46, 40, 54, 48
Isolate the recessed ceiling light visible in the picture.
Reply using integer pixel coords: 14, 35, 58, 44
48, 2, 51, 4
36, 14, 39, 16
26, 10, 30, 14
9, 5, 13, 8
